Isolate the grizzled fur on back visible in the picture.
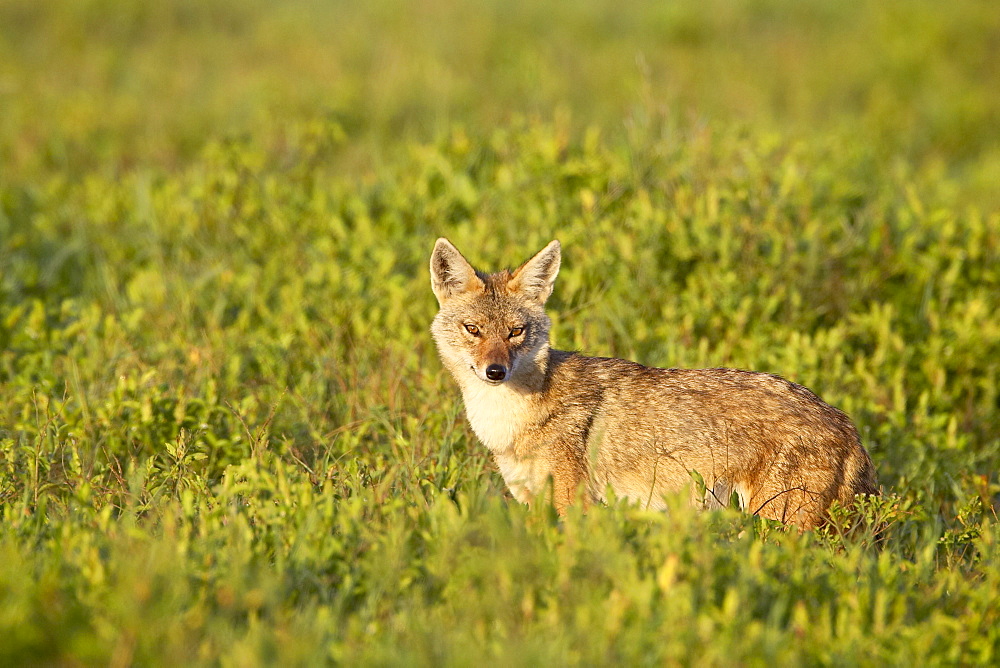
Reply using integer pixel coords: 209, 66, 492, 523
429, 237, 880, 529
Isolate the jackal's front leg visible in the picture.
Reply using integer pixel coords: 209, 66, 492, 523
548, 449, 591, 516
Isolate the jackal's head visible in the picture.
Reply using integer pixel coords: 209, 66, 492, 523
430, 238, 560, 387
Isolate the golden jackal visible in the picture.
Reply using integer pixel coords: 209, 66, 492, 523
429, 238, 879, 528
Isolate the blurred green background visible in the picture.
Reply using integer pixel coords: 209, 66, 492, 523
3, 0, 999, 204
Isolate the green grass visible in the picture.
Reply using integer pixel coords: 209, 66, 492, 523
2, 0, 999, 664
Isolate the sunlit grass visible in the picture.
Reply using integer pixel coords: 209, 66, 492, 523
2, 0, 999, 664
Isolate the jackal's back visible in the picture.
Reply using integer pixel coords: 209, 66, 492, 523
545, 352, 878, 526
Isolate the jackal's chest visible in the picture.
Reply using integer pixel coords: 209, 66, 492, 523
493, 452, 552, 504
460, 382, 536, 452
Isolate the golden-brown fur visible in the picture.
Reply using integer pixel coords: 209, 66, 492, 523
429, 238, 879, 528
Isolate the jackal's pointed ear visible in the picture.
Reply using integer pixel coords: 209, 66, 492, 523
430, 238, 484, 304
510, 240, 561, 305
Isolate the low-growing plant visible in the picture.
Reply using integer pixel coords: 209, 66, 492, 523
2, 0, 1000, 663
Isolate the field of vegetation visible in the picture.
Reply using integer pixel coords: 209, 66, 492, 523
2, 0, 999, 664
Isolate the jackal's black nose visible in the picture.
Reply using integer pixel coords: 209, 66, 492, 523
485, 364, 507, 381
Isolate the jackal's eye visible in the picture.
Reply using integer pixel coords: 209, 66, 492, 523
509, 327, 524, 338
464, 324, 480, 336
